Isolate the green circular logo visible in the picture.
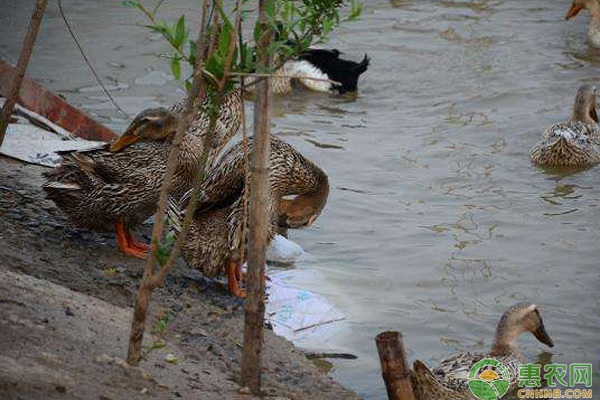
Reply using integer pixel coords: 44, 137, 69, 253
467, 358, 511, 400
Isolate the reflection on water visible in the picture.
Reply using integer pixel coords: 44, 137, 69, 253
1, 0, 599, 399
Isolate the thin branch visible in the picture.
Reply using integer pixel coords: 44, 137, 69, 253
151, 0, 243, 286
136, 1, 192, 64
126, 0, 211, 366
0, 0, 48, 145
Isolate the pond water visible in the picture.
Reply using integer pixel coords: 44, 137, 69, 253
2, 1, 598, 399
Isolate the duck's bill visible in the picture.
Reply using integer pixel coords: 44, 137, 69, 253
533, 323, 554, 348
109, 132, 139, 152
565, 4, 583, 20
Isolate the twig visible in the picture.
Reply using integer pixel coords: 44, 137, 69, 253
0, 0, 48, 146
126, 0, 212, 366
152, 0, 242, 287
136, 1, 191, 64
231, 71, 340, 86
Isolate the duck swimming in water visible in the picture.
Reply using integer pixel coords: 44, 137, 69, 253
565, 0, 600, 48
412, 302, 554, 400
530, 84, 600, 169
43, 108, 203, 258
248, 48, 370, 95
180, 136, 329, 297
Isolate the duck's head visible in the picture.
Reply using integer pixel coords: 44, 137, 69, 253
566, 0, 600, 20
492, 302, 554, 354
569, 84, 598, 125
110, 108, 177, 152
278, 194, 325, 229
278, 175, 329, 229
278, 197, 319, 229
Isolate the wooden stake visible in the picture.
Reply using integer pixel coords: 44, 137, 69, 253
0, 0, 48, 147
240, 0, 272, 393
376, 331, 416, 400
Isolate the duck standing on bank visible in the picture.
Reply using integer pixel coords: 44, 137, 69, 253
43, 108, 203, 259
566, 0, 600, 48
530, 84, 600, 169
412, 302, 554, 400
180, 136, 329, 297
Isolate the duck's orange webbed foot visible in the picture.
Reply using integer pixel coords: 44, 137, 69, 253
227, 261, 247, 298
115, 221, 148, 259
235, 263, 246, 284
124, 229, 151, 252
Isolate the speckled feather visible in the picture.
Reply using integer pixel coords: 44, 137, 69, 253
168, 89, 242, 164
43, 135, 203, 232
530, 121, 600, 167
182, 136, 328, 277
531, 84, 600, 168
412, 302, 553, 400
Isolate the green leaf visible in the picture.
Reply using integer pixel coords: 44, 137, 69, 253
171, 57, 181, 80
121, 0, 138, 8
217, 24, 233, 58
174, 15, 186, 48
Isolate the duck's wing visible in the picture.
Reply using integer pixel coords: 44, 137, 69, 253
434, 352, 484, 381
55, 142, 110, 157
44, 145, 118, 190
185, 140, 247, 216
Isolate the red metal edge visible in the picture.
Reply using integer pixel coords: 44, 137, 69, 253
0, 60, 116, 142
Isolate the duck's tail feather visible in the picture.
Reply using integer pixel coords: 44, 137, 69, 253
412, 360, 440, 400
353, 54, 370, 75
412, 360, 438, 387
42, 181, 82, 191
166, 195, 184, 234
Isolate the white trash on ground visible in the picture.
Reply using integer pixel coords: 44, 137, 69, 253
266, 269, 346, 349
265, 237, 346, 349
0, 98, 103, 167
266, 234, 309, 264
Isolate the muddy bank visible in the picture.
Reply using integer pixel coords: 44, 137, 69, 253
0, 156, 362, 400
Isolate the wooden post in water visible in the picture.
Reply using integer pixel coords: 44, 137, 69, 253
376, 331, 416, 400
240, 0, 272, 393
0, 0, 48, 147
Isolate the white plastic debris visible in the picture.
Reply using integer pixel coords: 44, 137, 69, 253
0, 98, 104, 167
266, 269, 346, 348
266, 234, 307, 264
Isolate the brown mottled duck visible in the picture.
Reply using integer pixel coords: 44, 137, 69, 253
530, 84, 600, 169
168, 88, 243, 165
181, 136, 329, 297
412, 302, 554, 400
43, 108, 203, 258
